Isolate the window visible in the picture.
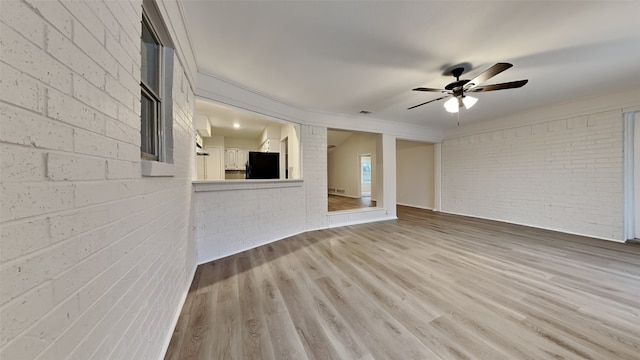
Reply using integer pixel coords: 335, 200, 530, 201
361, 158, 371, 184
140, 1, 174, 164
140, 15, 160, 160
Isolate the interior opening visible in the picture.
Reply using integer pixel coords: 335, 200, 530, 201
360, 154, 371, 197
327, 129, 381, 212
281, 137, 289, 179
396, 139, 436, 210
194, 99, 300, 181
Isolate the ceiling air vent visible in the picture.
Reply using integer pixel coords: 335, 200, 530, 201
359, 110, 372, 114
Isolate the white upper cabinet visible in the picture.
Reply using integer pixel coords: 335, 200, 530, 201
225, 148, 249, 170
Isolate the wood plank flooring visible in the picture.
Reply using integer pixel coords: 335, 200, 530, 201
165, 206, 640, 360
328, 194, 376, 212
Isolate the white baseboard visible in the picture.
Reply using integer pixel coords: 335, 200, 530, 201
328, 192, 360, 199
440, 209, 624, 243
328, 215, 397, 228
196, 229, 307, 265
396, 202, 434, 210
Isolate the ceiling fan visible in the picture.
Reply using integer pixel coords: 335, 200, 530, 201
408, 63, 528, 113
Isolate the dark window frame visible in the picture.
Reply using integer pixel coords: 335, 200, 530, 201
140, 1, 173, 164
140, 11, 162, 161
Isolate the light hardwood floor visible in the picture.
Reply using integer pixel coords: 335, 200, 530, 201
328, 194, 376, 212
165, 206, 640, 360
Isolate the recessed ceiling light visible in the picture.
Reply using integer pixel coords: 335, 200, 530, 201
233, 123, 240, 128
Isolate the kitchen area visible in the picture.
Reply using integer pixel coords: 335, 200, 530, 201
191, 99, 306, 263
194, 99, 300, 181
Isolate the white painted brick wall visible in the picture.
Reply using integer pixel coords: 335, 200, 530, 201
194, 182, 307, 263
47, 153, 105, 181
0, 1, 196, 359
301, 125, 328, 230
441, 110, 624, 240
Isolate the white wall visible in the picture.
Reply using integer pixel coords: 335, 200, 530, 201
198, 135, 224, 180
260, 125, 280, 144
193, 181, 306, 262
380, 134, 397, 217
224, 137, 258, 150
396, 141, 435, 209
441, 88, 640, 241
203, 134, 224, 148
0, 1, 197, 359
327, 132, 379, 198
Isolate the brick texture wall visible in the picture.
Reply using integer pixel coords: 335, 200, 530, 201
0, 1, 196, 359
193, 182, 307, 263
301, 125, 328, 230
441, 110, 624, 240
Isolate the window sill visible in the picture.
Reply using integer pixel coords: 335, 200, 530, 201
192, 179, 303, 192
141, 160, 175, 177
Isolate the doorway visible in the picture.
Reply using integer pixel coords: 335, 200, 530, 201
281, 137, 289, 179
326, 129, 379, 212
395, 140, 436, 210
359, 154, 372, 197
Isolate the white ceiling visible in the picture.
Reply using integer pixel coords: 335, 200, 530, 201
183, 1, 640, 132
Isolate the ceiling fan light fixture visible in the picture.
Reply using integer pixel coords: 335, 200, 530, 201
462, 95, 478, 109
444, 97, 459, 113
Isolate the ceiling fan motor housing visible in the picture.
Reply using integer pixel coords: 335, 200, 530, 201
445, 79, 470, 91
444, 67, 470, 91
